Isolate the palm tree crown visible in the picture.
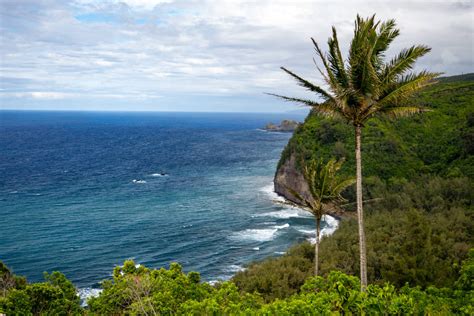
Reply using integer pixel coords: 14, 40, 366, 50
270, 14, 439, 125
289, 159, 354, 217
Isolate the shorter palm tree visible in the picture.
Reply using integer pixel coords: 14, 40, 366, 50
287, 158, 355, 276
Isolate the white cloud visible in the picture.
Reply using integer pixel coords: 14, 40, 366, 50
74, 0, 174, 11
0, 0, 472, 111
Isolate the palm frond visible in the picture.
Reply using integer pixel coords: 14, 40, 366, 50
378, 106, 432, 118
332, 178, 356, 197
327, 27, 349, 88
280, 67, 333, 101
266, 93, 345, 119
312, 37, 341, 94
372, 19, 399, 64
381, 45, 431, 85
378, 71, 440, 106
348, 15, 381, 97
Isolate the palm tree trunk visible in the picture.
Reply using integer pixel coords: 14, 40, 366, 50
314, 217, 321, 276
355, 125, 367, 290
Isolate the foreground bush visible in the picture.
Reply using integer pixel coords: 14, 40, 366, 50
89, 253, 472, 315
1, 253, 472, 315
0, 262, 82, 315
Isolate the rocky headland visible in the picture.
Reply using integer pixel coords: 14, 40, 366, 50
263, 119, 300, 132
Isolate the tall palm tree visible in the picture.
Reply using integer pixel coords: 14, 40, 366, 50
270, 15, 439, 289
286, 158, 355, 276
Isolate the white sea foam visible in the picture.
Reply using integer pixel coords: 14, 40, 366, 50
231, 228, 278, 242
296, 228, 315, 235
77, 288, 102, 307
208, 280, 220, 286
132, 179, 147, 184
230, 224, 290, 242
151, 173, 168, 177
259, 184, 286, 202
225, 264, 245, 273
321, 215, 339, 236
258, 208, 311, 219
252, 247, 260, 251
304, 215, 340, 243
274, 223, 290, 229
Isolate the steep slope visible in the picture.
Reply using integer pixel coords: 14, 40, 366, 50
274, 74, 474, 206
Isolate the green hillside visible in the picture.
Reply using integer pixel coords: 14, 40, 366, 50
278, 74, 474, 180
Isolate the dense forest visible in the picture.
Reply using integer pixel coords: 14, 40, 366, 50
1, 75, 473, 314
277, 74, 474, 180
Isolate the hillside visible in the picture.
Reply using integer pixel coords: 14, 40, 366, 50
274, 74, 474, 206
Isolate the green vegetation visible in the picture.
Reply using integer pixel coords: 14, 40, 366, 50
271, 15, 439, 288
278, 75, 474, 181
286, 158, 354, 276
0, 261, 82, 315
234, 175, 472, 301
2, 252, 473, 315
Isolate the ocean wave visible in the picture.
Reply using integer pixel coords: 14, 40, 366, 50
296, 228, 314, 235
132, 179, 147, 184
224, 264, 245, 273
321, 215, 339, 236
304, 215, 339, 243
230, 223, 290, 242
257, 207, 311, 219
151, 173, 168, 177
259, 184, 286, 202
77, 288, 102, 307
208, 280, 220, 286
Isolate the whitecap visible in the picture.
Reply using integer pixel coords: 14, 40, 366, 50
296, 228, 315, 235
151, 173, 168, 177
259, 184, 286, 202
132, 179, 147, 184
77, 288, 102, 307
252, 247, 260, 251
257, 207, 311, 219
225, 264, 245, 273
274, 251, 286, 255
320, 215, 339, 237
230, 224, 289, 242
304, 215, 339, 243
230, 228, 278, 242
208, 280, 220, 286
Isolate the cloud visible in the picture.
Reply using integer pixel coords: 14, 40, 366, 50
0, 0, 473, 111
3, 92, 75, 99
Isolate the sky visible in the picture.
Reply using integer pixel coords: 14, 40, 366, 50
0, 0, 473, 112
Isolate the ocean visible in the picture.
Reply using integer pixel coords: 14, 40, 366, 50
0, 110, 337, 296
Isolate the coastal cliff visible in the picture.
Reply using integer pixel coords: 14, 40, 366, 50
274, 151, 350, 218
273, 74, 474, 218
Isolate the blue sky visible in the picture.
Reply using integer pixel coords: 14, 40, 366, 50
0, 0, 473, 112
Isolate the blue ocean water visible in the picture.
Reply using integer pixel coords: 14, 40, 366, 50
0, 111, 337, 291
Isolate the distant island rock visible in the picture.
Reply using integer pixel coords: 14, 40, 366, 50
263, 120, 300, 132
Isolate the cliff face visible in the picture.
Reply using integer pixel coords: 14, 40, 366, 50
273, 152, 309, 205
273, 75, 474, 219
274, 152, 349, 219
